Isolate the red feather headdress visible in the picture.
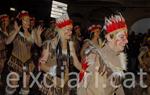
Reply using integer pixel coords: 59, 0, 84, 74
88, 24, 102, 32
17, 10, 29, 20
0, 14, 9, 21
56, 12, 72, 29
104, 13, 127, 34
74, 25, 80, 31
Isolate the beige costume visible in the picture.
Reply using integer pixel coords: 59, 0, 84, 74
39, 37, 76, 95
7, 32, 35, 74
78, 40, 127, 95
6, 31, 35, 95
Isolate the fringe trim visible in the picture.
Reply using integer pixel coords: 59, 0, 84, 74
119, 53, 127, 70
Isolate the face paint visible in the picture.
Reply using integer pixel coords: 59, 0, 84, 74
114, 30, 128, 52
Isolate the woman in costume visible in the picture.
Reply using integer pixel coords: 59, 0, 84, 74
0, 14, 9, 86
137, 37, 150, 95
80, 24, 102, 58
72, 25, 83, 60
39, 12, 82, 95
78, 13, 128, 95
5, 10, 43, 95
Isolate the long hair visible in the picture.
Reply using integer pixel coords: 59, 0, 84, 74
16, 18, 31, 33
56, 39, 72, 78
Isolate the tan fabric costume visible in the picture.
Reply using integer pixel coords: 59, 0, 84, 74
7, 31, 35, 75
39, 37, 75, 95
78, 40, 127, 95
42, 27, 56, 41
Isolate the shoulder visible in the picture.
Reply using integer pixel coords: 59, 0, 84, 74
81, 39, 99, 57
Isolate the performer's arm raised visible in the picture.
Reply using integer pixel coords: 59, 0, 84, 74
6, 21, 20, 44
39, 41, 51, 72
32, 26, 44, 47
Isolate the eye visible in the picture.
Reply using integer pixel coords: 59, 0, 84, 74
120, 35, 125, 39
67, 28, 72, 31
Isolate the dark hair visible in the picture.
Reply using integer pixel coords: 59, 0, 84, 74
56, 40, 72, 78
16, 18, 22, 26
7, 19, 16, 33
89, 32, 94, 40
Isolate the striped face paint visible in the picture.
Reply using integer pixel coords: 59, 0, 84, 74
114, 30, 128, 52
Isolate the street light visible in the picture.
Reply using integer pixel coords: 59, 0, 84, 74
10, 7, 16, 11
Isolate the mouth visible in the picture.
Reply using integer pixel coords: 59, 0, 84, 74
68, 34, 72, 37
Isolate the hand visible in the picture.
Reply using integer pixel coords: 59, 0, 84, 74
37, 25, 44, 36
14, 21, 21, 33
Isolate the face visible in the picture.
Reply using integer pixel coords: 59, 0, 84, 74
113, 29, 128, 52
93, 28, 101, 39
22, 16, 30, 29
1, 17, 9, 28
59, 24, 73, 40
107, 29, 128, 52
75, 28, 81, 36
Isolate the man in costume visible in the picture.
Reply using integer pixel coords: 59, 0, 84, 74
78, 13, 128, 95
5, 10, 43, 95
39, 12, 82, 95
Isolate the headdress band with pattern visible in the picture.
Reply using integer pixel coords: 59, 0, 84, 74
56, 12, 72, 28
104, 13, 127, 33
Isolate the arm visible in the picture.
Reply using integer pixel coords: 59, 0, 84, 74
5, 30, 18, 45
39, 41, 50, 72
72, 52, 82, 71
5, 22, 20, 45
33, 26, 43, 47
69, 41, 82, 71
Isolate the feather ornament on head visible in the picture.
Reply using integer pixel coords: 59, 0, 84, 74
17, 10, 29, 20
74, 25, 80, 31
55, 12, 72, 29
104, 13, 127, 34
88, 24, 102, 32
0, 14, 9, 21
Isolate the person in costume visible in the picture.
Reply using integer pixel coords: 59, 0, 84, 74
5, 10, 43, 95
41, 19, 56, 41
39, 12, 82, 95
30, 15, 36, 30
80, 24, 102, 58
0, 14, 9, 86
78, 13, 128, 95
137, 37, 150, 95
72, 25, 83, 60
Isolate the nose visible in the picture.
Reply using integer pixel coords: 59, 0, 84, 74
124, 37, 128, 44
68, 30, 72, 35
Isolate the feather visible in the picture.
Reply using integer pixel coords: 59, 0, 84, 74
119, 52, 127, 70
